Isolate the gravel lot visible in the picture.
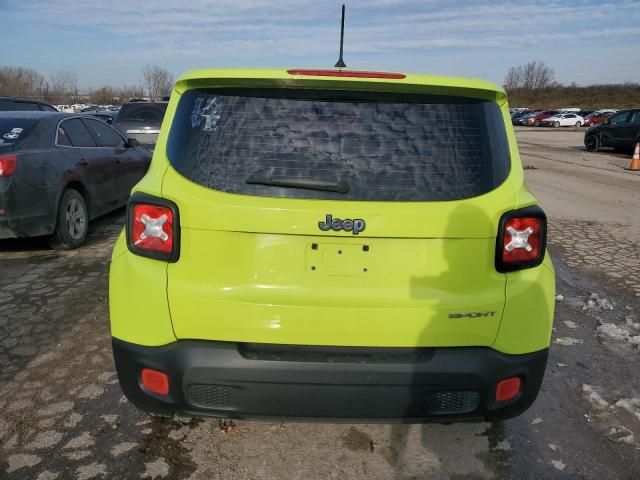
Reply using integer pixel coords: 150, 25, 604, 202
1, 127, 639, 479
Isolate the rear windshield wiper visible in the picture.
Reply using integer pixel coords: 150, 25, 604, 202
245, 175, 349, 194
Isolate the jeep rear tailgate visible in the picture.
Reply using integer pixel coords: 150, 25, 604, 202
161, 81, 516, 347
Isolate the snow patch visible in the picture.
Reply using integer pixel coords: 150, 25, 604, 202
554, 337, 583, 346
596, 319, 640, 348
582, 384, 640, 447
582, 293, 614, 311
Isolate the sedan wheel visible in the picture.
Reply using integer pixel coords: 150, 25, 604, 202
48, 189, 89, 249
65, 198, 87, 240
575, 121, 582, 127
554, 121, 560, 128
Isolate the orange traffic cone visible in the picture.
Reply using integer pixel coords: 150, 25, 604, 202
627, 142, 640, 171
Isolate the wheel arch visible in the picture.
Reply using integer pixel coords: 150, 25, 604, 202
62, 180, 92, 219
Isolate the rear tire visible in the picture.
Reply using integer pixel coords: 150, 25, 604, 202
48, 189, 88, 250
585, 135, 599, 152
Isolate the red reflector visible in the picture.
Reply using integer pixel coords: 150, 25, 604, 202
496, 377, 521, 402
141, 368, 169, 395
0, 154, 17, 177
287, 69, 406, 79
502, 217, 542, 263
131, 204, 174, 253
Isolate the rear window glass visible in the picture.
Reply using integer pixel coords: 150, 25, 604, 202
167, 88, 510, 201
0, 118, 39, 145
0, 101, 41, 112
116, 103, 167, 124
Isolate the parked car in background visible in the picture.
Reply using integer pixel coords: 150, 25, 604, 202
112, 101, 168, 149
584, 109, 640, 152
56, 105, 74, 113
513, 110, 540, 125
539, 113, 584, 127
0, 111, 151, 248
511, 109, 530, 120
525, 110, 559, 126
0, 97, 58, 112
583, 111, 616, 127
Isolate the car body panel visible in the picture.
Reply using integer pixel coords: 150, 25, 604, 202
145, 70, 522, 349
0, 111, 151, 240
109, 69, 555, 421
112, 102, 168, 149
586, 109, 640, 150
109, 68, 553, 358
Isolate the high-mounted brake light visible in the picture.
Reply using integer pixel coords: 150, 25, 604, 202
496, 207, 546, 272
287, 69, 406, 79
0, 154, 17, 177
126, 194, 180, 262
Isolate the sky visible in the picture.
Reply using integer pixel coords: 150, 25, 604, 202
2, 0, 640, 90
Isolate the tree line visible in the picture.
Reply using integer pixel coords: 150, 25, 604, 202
0, 65, 174, 105
504, 61, 640, 109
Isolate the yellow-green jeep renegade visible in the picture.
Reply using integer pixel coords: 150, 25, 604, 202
110, 68, 555, 421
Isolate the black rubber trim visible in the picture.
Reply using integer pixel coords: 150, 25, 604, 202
495, 205, 547, 273
112, 338, 548, 422
126, 192, 180, 262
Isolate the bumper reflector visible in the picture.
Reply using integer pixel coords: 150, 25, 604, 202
141, 368, 169, 396
496, 377, 521, 402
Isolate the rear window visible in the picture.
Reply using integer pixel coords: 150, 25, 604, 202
167, 88, 510, 201
116, 103, 167, 124
0, 100, 41, 112
0, 118, 39, 145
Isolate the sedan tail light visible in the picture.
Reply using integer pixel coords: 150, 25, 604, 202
0, 154, 17, 177
126, 194, 180, 262
495, 206, 547, 272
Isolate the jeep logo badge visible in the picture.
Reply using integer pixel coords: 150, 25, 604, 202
318, 214, 366, 235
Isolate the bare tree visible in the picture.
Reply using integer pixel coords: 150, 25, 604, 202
0, 66, 49, 100
90, 86, 118, 105
504, 61, 557, 91
49, 70, 79, 104
120, 84, 146, 102
142, 65, 174, 100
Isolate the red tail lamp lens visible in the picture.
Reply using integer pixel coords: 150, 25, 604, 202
0, 154, 17, 177
131, 204, 174, 253
141, 368, 169, 396
287, 69, 406, 79
502, 217, 543, 263
496, 377, 521, 402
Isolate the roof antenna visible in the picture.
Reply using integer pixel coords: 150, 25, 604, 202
334, 4, 347, 68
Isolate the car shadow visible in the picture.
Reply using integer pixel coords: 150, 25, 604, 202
0, 207, 125, 253
387, 203, 551, 478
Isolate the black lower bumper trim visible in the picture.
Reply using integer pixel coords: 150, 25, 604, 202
112, 339, 548, 422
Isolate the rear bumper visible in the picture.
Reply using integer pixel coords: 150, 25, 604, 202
113, 339, 548, 422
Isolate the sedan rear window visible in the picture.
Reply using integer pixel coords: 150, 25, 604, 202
167, 88, 510, 201
0, 118, 39, 145
116, 103, 167, 124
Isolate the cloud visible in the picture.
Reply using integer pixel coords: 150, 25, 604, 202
2, 0, 639, 86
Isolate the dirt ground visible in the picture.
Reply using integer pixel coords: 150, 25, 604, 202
1, 126, 639, 480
